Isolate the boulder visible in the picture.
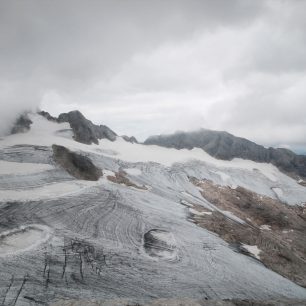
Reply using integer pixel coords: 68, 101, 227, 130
52, 144, 102, 181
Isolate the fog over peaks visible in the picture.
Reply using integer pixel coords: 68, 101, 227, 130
0, 0, 305, 153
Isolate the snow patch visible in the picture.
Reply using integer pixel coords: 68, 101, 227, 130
103, 169, 116, 177
241, 244, 261, 260
189, 208, 212, 216
180, 200, 194, 207
260, 225, 271, 231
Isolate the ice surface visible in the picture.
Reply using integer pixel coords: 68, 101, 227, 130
0, 180, 100, 201
0, 160, 54, 175
0, 114, 305, 303
124, 168, 142, 176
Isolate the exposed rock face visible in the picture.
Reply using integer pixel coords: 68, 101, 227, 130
106, 170, 147, 190
58, 110, 117, 144
144, 129, 306, 179
52, 144, 102, 181
122, 135, 138, 143
11, 114, 33, 134
39, 110, 117, 144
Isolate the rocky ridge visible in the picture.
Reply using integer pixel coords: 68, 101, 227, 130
39, 110, 117, 144
144, 129, 306, 179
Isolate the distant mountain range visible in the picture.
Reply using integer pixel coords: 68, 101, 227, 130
145, 130, 306, 179
11, 110, 306, 180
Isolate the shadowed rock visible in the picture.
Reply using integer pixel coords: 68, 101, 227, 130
52, 144, 102, 180
144, 129, 306, 179
38, 110, 58, 122
11, 114, 33, 134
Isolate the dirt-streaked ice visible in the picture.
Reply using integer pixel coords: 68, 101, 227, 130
0, 114, 306, 304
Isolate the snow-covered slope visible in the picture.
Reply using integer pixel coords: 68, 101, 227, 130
1, 114, 305, 205
0, 113, 306, 305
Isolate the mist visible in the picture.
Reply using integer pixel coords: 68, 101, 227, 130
0, 0, 306, 152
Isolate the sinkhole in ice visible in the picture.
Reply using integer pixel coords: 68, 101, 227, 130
143, 229, 178, 261
0, 224, 51, 256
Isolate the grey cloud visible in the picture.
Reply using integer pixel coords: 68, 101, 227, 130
0, 0, 305, 154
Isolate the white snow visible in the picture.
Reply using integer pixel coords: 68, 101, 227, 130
242, 244, 261, 259
0, 160, 54, 175
260, 224, 271, 231
0, 114, 282, 182
189, 208, 212, 216
180, 200, 194, 207
103, 169, 116, 177
124, 168, 142, 176
272, 187, 284, 198
1, 113, 306, 205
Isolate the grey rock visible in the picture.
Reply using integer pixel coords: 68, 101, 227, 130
52, 144, 102, 180
58, 110, 117, 144
144, 129, 306, 179
11, 113, 33, 134
39, 110, 117, 144
38, 110, 58, 122
122, 135, 138, 143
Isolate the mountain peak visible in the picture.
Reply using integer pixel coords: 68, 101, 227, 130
38, 110, 117, 145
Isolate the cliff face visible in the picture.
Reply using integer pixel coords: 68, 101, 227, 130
144, 129, 306, 179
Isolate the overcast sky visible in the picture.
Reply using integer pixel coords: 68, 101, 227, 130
0, 0, 305, 152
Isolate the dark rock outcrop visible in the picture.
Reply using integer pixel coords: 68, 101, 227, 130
38, 111, 58, 122
122, 135, 138, 143
58, 110, 117, 145
144, 129, 306, 179
52, 144, 102, 181
11, 114, 33, 134
39, 110, 117, 145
